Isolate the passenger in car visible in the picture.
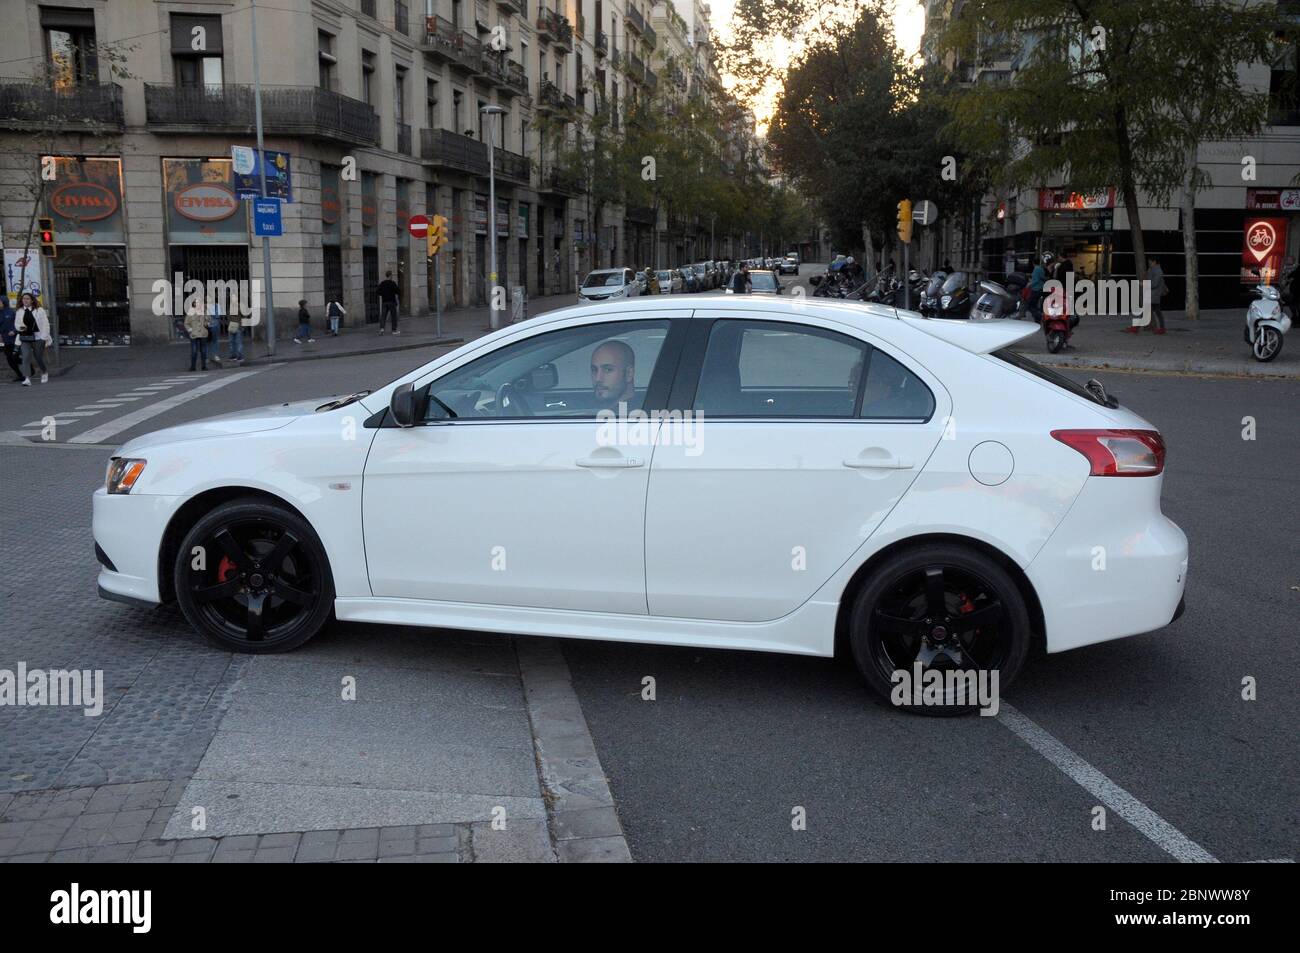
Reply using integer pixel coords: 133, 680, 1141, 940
591, 340, 636, 411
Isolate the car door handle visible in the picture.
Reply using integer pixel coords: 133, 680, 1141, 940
843, 453, 913, 470
576, 456, 644, 468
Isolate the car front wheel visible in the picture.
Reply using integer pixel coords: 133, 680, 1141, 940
174, 497, 334, 653
849, 544, 1030, 716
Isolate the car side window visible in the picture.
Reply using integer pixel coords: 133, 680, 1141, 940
426, 319, 671, 421
692, 320, 869, 418
858, 348, 936, 421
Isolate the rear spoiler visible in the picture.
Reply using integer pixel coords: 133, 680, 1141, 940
899, 315, 1037, 354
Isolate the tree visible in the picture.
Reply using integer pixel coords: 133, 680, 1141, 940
941, 0, 1276, 302
764, 2, 952, 264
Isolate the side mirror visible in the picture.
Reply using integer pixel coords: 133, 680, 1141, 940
389, 382, 427, 427
530, 362, 559, 391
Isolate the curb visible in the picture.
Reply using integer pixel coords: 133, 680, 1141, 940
1028, 353, 1299, 380
515, 637, 633, 863
239, 336, 467, 367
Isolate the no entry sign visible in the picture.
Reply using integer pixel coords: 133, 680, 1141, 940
408, 214, 429, 239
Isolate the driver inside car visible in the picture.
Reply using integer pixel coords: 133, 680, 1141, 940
591, 339, 636, 411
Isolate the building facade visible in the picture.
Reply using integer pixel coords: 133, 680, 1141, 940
0, 0, 730, 347
920, 0, 1300, 308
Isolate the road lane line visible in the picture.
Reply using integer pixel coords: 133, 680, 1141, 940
111, 395, 144, 400
997, 703, 1218, 863
78, 404, 120, 410
70, 368, 269, 444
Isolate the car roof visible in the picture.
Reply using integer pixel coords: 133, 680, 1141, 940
532, 296, 1036, 354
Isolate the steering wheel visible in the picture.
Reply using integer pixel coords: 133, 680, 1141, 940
495, 381, 533, 417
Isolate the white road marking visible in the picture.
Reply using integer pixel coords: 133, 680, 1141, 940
77, 404, 117, 410
111, 395, 144, 401
997, 703, 1218, 863
70, 368, 269, 444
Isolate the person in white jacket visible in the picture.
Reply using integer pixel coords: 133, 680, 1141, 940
15, 292, 51, 385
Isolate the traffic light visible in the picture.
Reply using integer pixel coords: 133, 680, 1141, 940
896, 200, 913, 244
38, 216, 57, 258
426, 214, 449, 259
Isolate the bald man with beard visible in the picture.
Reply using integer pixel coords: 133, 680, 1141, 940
591, 339, 636, 411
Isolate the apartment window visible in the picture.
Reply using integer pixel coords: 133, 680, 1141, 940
318, 31, 337, 91
520, 40, 529, 80
41, 6, 98, 87
452, 0, 463, 29
576, 51, 584, 109
1271, 29, 1300, 124
476, 98, 486, 140
170, 13, 224, 89
394, 0, 410, 35
362, 50, 376, 105
426, 77, 439, 127
395, 66, 407, 121
453, 89, 464, 134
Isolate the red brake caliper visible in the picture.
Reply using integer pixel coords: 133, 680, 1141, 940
216, 555, 237, 583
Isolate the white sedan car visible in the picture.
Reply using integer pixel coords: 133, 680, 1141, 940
94, 298, 1187, 713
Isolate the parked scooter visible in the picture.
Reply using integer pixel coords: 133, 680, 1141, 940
972, 273, 1028, 320
919, 271, 947, 316
1244, 283, 1291, 362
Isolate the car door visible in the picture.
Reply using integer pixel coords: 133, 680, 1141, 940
363, 314, 688, 613
644, 312, 951, 623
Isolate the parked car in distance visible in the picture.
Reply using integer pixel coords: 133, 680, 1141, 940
726, 269, 783, 295
680, 267, 700, 293
689, 262, 712, 290
779, 256, 800, 275
578, 268, 640, 302
654, 269, 683, 294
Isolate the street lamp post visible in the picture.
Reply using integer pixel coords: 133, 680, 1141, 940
249, 0, 276, 354
481, 104, 507, 329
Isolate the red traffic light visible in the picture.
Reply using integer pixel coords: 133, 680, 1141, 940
41, 230, 54, 243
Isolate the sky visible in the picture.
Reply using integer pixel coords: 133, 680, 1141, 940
705, 0, 928, 130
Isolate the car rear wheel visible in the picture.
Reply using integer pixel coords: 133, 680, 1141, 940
174, 498, 334, 654
849, 544, 1030, 716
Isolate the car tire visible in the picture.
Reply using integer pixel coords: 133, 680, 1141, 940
174, 497, 335, 654
848, 543, 1031, 716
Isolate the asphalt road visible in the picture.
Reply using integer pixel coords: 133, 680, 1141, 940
2, 285, 1296, 862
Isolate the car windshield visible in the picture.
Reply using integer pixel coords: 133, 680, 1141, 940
583, 271, 624, 289
750, 272, 778, 291
691, 264, 706, 275
941, 272, 967, 294
656, 271, 673, 282
993, 348, 1107, 406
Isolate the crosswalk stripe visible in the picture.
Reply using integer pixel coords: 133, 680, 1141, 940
70, 368, 270, 444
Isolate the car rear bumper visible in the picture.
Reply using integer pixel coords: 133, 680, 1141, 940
1026, 477, 1188, 653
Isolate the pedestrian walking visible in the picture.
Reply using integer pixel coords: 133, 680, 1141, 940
325, 296, 346, 336
293, 299, 315, 344
1132, 256, 1168, 334
377, 271, 400, 334
1029, 252, 1053, 321
15, 292, 51, 385
206, 292, 223, 366
731, 264, 750, 294
1, 298, 24, 382
184, 301, 209, 371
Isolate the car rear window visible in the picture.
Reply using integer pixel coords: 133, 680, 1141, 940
993, 348, 1106, 405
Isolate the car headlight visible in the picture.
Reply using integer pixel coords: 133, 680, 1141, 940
106, 457, 147, 494
941, 295, 952, 308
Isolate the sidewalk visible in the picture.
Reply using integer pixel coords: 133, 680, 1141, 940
1014, 308, 1297, 379
43, 293, 580, 381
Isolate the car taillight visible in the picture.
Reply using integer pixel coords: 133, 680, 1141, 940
1051, 429, 1165, 477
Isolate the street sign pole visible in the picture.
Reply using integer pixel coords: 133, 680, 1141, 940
434, 255, 442, 339
250, 0, 276, 356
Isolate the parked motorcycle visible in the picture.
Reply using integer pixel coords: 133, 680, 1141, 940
919, 271, 947, 317
933, 272, 974, 319
1244, 283, 1290, 362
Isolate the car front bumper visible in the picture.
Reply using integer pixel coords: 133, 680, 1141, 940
93, 487, 181, 606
